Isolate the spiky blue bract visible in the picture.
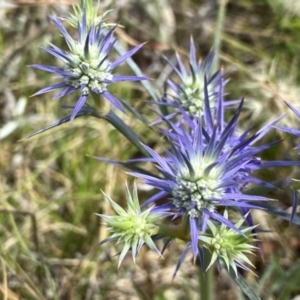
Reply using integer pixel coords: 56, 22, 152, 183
149, 38, 232, 130
273, 101, 300, 222
128, 96, 300, 260
275, 101, 300, 149
32, 5, 147, 120
157, 37, 239, 122
163, 38, 220, 116
97, 183, 168, 267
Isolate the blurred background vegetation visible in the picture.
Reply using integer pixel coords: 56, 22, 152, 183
1, 0, 300, 299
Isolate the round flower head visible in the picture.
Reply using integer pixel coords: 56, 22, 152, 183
129, 117, 261, 257
199, 210, 257, 276
97, 183, 167, 267
32, 2, 146, 120
164, 38, 220, 116
127, 95, 299, 259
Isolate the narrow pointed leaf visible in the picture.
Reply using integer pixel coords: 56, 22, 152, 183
228, 268, 261, 300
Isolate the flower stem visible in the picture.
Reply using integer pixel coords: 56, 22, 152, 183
104, 110, 149, 157
199, 249, 214, 300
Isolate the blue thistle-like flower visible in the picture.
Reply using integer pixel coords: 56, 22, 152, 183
126, 87, 299, 259
163, 38, 220, 116
159, 37, 241, 122
32, 6, 146, 120
95, 74, 300, 269
151, 39, 238, 129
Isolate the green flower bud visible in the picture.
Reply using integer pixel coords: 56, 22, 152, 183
97, 183, 168, 267
65, 0, 114, 30
199, 210, 257, 276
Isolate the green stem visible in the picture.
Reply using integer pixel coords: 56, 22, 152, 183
157, 219, 214, 300
213, 0, 228, 73
199, 249, 214, 300
157, 224, 188, 241
104, 110, 150, 157
157, 216, 214, 300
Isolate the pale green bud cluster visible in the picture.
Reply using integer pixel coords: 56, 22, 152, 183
172, 157, 224, 218
65, 50, 112, 96
179, 74, 215, 115
65, 0, 112, 30
97, 183, 167, 267
199, 210, 257, 275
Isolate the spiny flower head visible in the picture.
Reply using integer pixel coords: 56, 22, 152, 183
199, 210, 257, 276
164, 37, 222, 116
128, 94, 297, 259
129, 106, 271, 258
32, 1, 146, 120
97, 183, 167, 267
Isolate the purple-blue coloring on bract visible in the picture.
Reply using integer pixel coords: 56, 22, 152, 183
127, 75, 300, 263
275, 101, 300, 149
32, 8, 147, 120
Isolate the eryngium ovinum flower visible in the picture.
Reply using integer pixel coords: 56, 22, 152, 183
163, 37, 223, 116
127, 94, 298, 262
97, 183, 168, 267
199, 210, 257, 276
32, 5, 146, 120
